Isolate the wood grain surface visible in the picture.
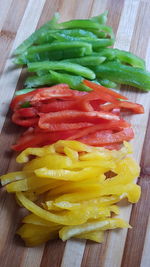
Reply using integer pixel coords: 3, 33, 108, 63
0, 0, 150, 266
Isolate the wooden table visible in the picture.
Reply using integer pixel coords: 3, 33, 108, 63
0, 0, 150, 266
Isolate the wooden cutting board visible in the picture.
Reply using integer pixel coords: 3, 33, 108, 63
0, 0, 150, 266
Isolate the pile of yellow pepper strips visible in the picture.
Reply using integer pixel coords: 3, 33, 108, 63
0, 140, 140, 246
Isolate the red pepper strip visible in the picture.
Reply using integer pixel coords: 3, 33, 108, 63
83, 80, 128, 100
17, 107, 38, 117
11, 91, 36, 110
77, 127, 134, 146
12, 111, 39, 127
74, 93, 106, 112
12, 129, 78, 151
41, 122, 93, 131
11, 84, 71, 110
78, 90, 119, 105
35, 99, 93, 113
36, 100, 75, 112
30, 84, 73, 104
101, 101, 144, 114
67, 119, 130, 140
38, 110, 119, 129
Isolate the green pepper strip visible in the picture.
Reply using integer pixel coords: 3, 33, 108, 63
28, 61, 96, 80
13, 13, 60, 55
94, 48, 145, 69
95, 61, 150, 91
27, 41, 92, 55
63, 56, 106, 66
14, 47, 87, 65
59, 19, 114, 38
50, 34, 114, 49
25, 74, 55, 88
35, 29, 98, 45
98, 79, 117, 88
25, 71, 92, 92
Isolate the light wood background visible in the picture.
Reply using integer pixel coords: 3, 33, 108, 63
0, 0, 150, 266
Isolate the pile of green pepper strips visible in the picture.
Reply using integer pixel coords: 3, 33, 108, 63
13, 12, 150, 95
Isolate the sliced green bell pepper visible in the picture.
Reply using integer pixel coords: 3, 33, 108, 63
13, 13, 60, 55
28, 61, 96, 80
95, 61, 150, 91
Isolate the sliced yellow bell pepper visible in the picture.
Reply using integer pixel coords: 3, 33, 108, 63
16, 144, 56, 163
64, 146, 79, 161
59, 218, 131, 241
0, 140, 140, 246
17, 223, 58, 246
23, 154, 72, 172
34, 167, 102, 181
76, 231, 104, 243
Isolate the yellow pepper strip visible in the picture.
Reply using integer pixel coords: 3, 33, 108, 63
100, 183, 141, 203
79, 151, 112, 161
53, 201, 80, 210
47, 174, 105, 199
33, 181, 66, 195
64, 146, 79, 161
17, 224, 59, 246
34, 167, 101, 181
54, 140, 93, 153
16, 145, 56, 163
54, 187, 102, 203
0, 141, 141, 246
68, 160, 115, 170
59, 218, 131, 241
45, 199, 119, 215
6, 179, 29, 192
124, 184, 141, 203
0, 171, 30, 186
54, 183, 141, 204
54, 196, 120, 211
106, 157, 140, 185
16, 192, 92, 225
79, 141, 132, 162
75, 231, 104, 243
23, 154, 72, 172
22, 214, 61, 227
6, 176, 60, 193
87, 196, 121, 206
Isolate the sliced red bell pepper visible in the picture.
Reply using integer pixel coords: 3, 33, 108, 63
83, 79, 128, 100
11, 91, 35, 110
30, 84, 73, 104
36, 100, 75, 113
12, 111, 39, 127
38, 110, 119, 130
41, 122, 94, 131
77, 90, 119, 105
67, 119, 130, 140
36, 99, 93, 113
17, 107, 38, 117
12, 128, 78, 151
11, 84, 71, 110
101, 101, 144, 114
77, 127, 134, 146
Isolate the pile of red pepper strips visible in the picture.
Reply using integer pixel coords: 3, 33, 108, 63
11, 80, 144, 151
